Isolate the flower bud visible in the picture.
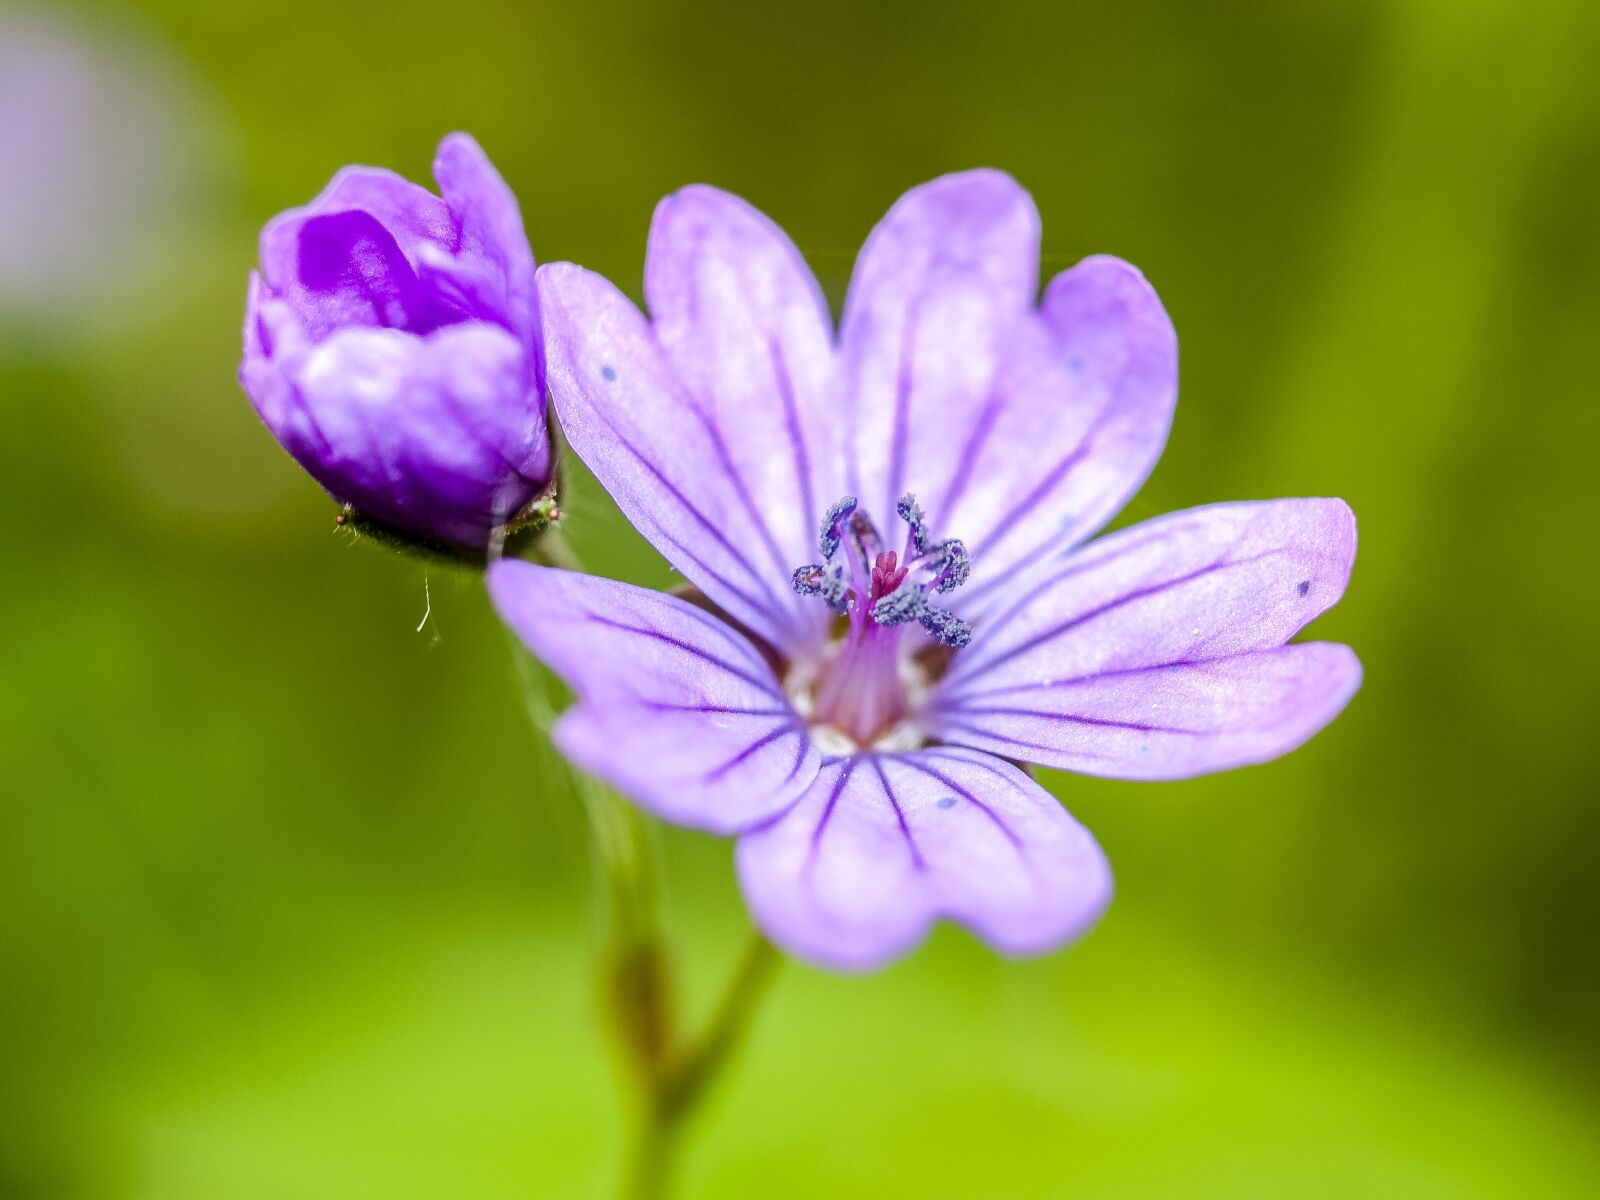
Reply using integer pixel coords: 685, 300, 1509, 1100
240, 133, 551, 556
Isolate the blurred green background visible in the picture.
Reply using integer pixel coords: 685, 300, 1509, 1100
3, 0, 1598, 1195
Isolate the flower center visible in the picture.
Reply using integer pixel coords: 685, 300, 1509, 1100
790, 494, 972, 747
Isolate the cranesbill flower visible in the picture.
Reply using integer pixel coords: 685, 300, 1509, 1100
240, 134, 549, 554
491, 172, 1360, 970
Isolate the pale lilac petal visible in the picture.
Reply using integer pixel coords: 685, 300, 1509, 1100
644, 186, 839, 619
488, 562, 819, 834
276, 320, 548, 547
945, 256, 1178, 617
935, 644, 1361, 779
736, 747, 1111, 970
838, 170, 1041, 531
537, 262, 823, 657
933, 499, 1361, 778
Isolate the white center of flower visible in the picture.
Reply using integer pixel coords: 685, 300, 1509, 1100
784, 634, 940, 753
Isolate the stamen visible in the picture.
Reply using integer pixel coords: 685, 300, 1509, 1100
791, 562, 849, 613
791, 564, 826, 596
797, 496, 977, 636
871, 584, 926, 626
926, 539, 971, 593
919, 606, 972, 648
846, 509, 883, 564
896, 493, 929, 557
792, 564, 823, 593
818, 496, 857, 560
819, 571, 849, 613
793, 493, 978, 744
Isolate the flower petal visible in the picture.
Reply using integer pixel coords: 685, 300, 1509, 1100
937, 645, 1361, 780
271, 208, 451, 341
281, 320, 547, 547
489, 562, 819, 834
644, 185, 839, 616
426, 133, 540, 353
944, 256, 1178, 617
537, 262, 824, 657
241, 273, 304, 436
933, 499, 1361, 778
839, 169, 1041, 533
735, 747, 1111, 970
259, 166, 455, 295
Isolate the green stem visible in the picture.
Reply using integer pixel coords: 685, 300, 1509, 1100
623, 930, 782, 1200
506, 630, 675, 1083
661, 931, 781, 1116
504, 517, 783, 1199
519, 522, 584, 572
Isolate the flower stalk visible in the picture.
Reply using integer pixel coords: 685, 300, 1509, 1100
622, 930, 781, 1200
509, 524, 780, 1200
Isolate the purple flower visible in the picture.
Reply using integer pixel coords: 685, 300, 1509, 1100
240, 134, 549, 553
491, 172, 1361, 970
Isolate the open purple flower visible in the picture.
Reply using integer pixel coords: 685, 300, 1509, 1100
241, 134, 549, 554
491, 171, 1361, 970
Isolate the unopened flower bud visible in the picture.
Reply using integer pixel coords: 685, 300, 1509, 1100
240, 133, 551, 556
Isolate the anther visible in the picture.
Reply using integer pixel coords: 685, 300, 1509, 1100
896, 493, 929, 556
792, 564, 826, 596
793, 562, 850, 613
919, 606, 973, 648
818, 497, 857, 560
871, 585, 926, 627
797, 496, 976, 640
927, 539, 971, 594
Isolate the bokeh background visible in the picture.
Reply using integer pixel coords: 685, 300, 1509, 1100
3, 0, 1598, 1195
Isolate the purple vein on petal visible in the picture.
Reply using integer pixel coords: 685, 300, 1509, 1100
640, 701, 794, 717
890, 753, 1025, 851
956, 518, 1189, 648
580, 613, 780, 696
939, 656, 1217, 703
683, 382, 795, 592
957, 413, 1117, 604
804, 758, 860, 878
957, 552, 1275, 679
934, 721, 1117, 761
930, 385, 1006, 534
770, 336, 817, 556
883, 295, 923, 515
871, 757, 927, 873
702, 725, 796, 784
581, 398, 795, 619
782, 735, 811, 786
935, 705, 1208, 736
651, 523, 787, 634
